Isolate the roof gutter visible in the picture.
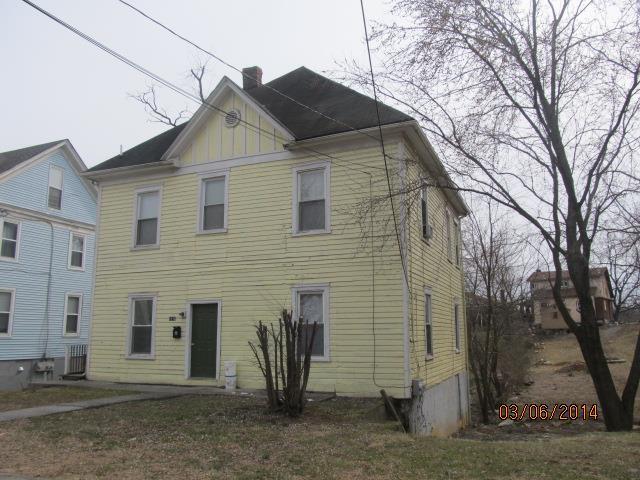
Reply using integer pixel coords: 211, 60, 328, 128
81, 160, 177, 181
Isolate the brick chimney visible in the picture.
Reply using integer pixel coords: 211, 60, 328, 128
242, 66, 262, 90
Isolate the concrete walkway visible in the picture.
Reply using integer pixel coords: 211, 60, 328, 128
0, 392, 178, 422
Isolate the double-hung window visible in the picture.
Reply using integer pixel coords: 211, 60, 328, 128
454, 303, 461, 353
0, 219, 19, 260
421, 184, 432, 240
199, 174, 227, 233
293, 163, 330, 234
48, 165, 63, 210
293, 285, 329, 360
134, 188, 160, 247
129, 296, 155, 357
425, 291, 433, 359
0, 289, 15, 336
454, 219, 460, 266
445, 210, 452, 261
64, 294, 81, 336
68, 232, 86, 270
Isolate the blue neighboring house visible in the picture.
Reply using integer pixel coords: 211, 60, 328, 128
0, 140, 96, 389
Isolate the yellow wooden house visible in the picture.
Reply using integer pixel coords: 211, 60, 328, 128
84, 66, 469, 435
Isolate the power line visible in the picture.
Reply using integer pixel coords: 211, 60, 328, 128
360, 0, 412, 390
19, 0, 380, 177
115, 0, 397, 149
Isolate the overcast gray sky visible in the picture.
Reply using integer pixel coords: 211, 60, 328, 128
1, 0, 390, 167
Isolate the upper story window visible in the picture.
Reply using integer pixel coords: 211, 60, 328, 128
445, 210, 452, 261
454, 303, 461, 353
134, 188, 161, 248
293, 285, 330, 360
425, 291, 433, 359
454, 218, 461, 266
0, 219, 19, 260
199, 174, 228, 233
0, 289, 15, 336
421, 184, 433, 241
128, 296, 156, 357
48, 165, 63, 210
68, 232, 86, 270
63, 294, 82, 336
293, 163, 330, 235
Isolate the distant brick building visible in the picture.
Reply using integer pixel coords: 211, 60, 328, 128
527, 268, 614, 330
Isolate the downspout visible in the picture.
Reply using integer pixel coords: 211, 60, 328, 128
85, 183, 100, 379
42, 219, 55, 359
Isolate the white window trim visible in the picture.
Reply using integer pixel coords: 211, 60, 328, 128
126, 294, 157, 359
67, 231, 87, 271
62, 292, 82, 337
0, 218, 21, 262
0, 288, 16, 337
131, 185, 162, 250
291, 162, 331, 236
196, 171, 229, 234
420, 183, 432, 243
454, 218, 461, 267
454, 301, 461, 354
47, 164, 64, 211
445, 209, 452, 262
184, 299, 223, 380
424, 288, 434, 360
291, 283, 330, 362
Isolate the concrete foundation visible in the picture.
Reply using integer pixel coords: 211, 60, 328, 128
0, 358, 65, 391
408, 371, 470, 436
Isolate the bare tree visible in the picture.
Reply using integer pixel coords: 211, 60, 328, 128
129, 60, 211, 127
465, 201, 533, 423
344, 0, 640, 430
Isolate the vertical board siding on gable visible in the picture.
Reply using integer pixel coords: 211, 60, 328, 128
0, 151, 96, 226
178, 91, 285, 167
403, 143, 468, 387
0, 221, 95, 360
89, 144, 407, 397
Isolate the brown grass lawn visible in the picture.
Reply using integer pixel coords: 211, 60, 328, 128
1, 394, 639, 480
0, 386, 133, 412
517, 323, 640, 420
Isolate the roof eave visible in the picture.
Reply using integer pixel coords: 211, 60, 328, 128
82, 160, 177, 181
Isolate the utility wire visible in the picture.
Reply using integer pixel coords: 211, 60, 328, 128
360, 0, 412, 390
115, 0, 401, 151
19, 0, 380, 177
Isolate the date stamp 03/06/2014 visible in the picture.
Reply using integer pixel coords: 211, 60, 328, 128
498, 403, 599, 421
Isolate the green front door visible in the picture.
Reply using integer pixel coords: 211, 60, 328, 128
190, 303, 218, 378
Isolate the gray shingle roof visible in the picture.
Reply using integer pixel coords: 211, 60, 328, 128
0, 140, 63, 175
88, 67, 413, 173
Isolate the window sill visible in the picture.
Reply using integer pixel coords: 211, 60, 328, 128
0, 256, 19, 263
455, 349, 461, 354
0, 334, 12, 338
421, 236, 432, 246
196, 228, 228, 235
310, 355, 330, 363
67, 266, 85, 272
425, 354, 434, 361
292, 229, 332, 237
130, 245, 160, 252
126, 354, 155, 360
